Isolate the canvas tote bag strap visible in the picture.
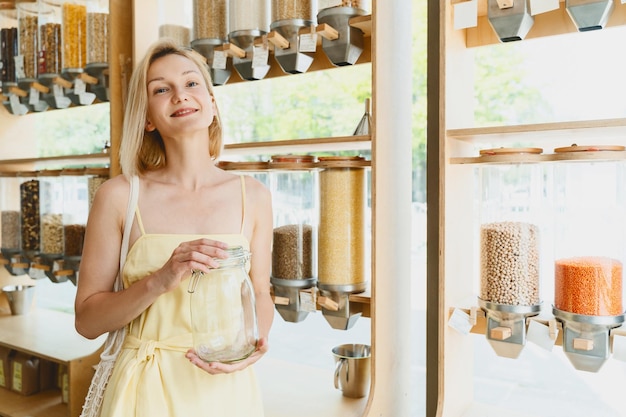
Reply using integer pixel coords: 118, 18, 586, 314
114, 175, 139, 291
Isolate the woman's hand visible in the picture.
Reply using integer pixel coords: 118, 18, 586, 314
151, 238, 229, 293
185, 337, 269, 375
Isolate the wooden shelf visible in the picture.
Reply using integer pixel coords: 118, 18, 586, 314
447, 118, 626, 145
0, 388, 66, 417
222, 135, 371, 156
0, 153, 110, 172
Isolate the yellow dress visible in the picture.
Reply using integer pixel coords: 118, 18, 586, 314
100, 177, 264, 417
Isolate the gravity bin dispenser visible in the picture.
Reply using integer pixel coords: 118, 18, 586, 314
476, 148, 545, 358
227, 0, 271, 81
487, 0, 534, 42
551, 145, 626, 372
269, 155, 319, 323
191, 0, 231, 85
317, 156, 369, 330
316, 4, 367, 66
268, 0, 317, 74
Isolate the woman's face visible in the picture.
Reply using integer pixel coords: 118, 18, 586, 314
144, 53, 216, 140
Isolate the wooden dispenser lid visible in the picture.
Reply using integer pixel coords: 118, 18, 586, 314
479, 147, 543, 156
554, 144, 626, 153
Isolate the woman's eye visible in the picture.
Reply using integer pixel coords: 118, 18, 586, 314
154, 87, 168, 94
187, 80, 199, 88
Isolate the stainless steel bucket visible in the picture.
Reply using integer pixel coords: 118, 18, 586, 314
2, 285, 35, 315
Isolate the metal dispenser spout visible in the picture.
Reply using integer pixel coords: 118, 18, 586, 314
191, 38, 232, 86
228, 30, 271, 81
84, 63, 110, 102
566, 0, 614, 32
269, 19, 315, 74
271, 277, 317, 323
487, 0, 534, 42
318, 283, 367, 330
553, 307, 624, 372
316, 7, 366, 66
479, 298, 541, 359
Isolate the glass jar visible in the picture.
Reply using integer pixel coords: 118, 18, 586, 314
61, 168, 87, 258
85, 0, 108, 65
476, 148, 545, 307
192, 0, 228, 41
0, 4, 18, 85
269, 155, 318, 281
553, 145, 626, 316
228, 0, 270, 34
38, 0, 62, 76
17, 1, 42, 80
187, 246, 258, 363
317, 156, 367, 291
60, 0, 87, 71
158, 0, 192, 46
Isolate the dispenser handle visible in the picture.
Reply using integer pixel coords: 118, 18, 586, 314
334, 358, 347, 390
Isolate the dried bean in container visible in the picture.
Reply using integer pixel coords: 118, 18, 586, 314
18, 15, 38, 79
159, 24, 190, 46
480, 221, 540, 306
193, 0, 228, 40
272, 224, 313, 279
272, 0, 314, 22
555, 256, 623, 316
41, 213, 63, 254
87, 12, 108, 64
39, 23, 62, 74
64, 224, 85, 257
20, 180, 40, 252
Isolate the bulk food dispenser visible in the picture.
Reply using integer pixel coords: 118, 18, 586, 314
316, 0, 368, 67
269, 155, 318, 323
227, 0, 271, 81
29, 169, 64, 281
84, 0, 109, 101
191, 0, 230, 86
0, 3, 28, 115
269, 0, 317, 74
317, 156, 369, 330
0, 172, 22, 275
157, 0, 192, 46
476, 148, 545, 359
551, 145, 626, 372
16, 1, 52, 112
38, 0, 72, 109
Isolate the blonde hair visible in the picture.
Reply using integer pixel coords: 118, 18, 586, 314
119, 38, 223, 177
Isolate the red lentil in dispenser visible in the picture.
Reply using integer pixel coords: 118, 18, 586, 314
551, 144, 626, 372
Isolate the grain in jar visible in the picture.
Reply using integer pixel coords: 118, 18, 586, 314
480, 221, 540, 306
271, 0, 316, 22
17, 1, 40, 79
555, 256, 623, 316
61, 1, 86, 70
85, 167, 108, 210
269, 155, 318, 281
86, 0, 108, 64
317, 156, 367, 289
192, 0, 228, 41
158, 0, 192, 46
38, 1, 62, 76
228, 0, 270, 33
1, 210, 20, 249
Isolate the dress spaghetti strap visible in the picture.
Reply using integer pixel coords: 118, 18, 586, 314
239, 175, 246, 236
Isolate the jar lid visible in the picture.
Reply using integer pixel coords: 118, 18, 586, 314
60, 167, 86, 176
38, 169, 63, 177
318, 155, 369, 168
84, 167, 110, 177
554, 144, 625, 153
218, 161, 270, 171
271, 154, 316, 163
16, 170, 39, 178
479, 147, 543, 156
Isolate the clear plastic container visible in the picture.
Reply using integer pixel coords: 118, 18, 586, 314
552, 145, 626, 316
61, 168, 88, 258
0, 172, 21, 251
317, 156, 367, 290
38, 169, 64, 256
271, 0, 317, 22
85, 166, 108, 210
187, 246, 258, 363
228, 0, 270, 34
0, 5, 18, 85
86, 0, 108, 65
158, 0, 192, 46
476, 149, 545, 307
17, 171, 40, 254
60, 0, 87, 71
17, 1, 44, 80
269, 155, 318, 281
192, 0, 228, 41
38, 0, 62, 76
